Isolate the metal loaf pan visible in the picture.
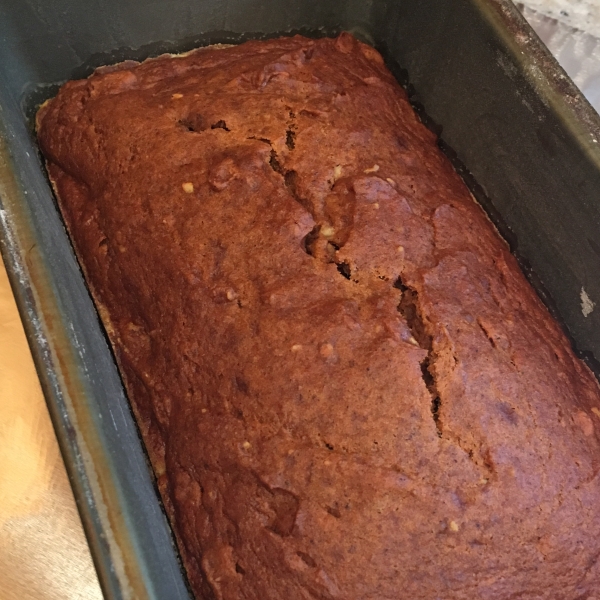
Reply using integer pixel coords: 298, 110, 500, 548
1, 0, 599, 598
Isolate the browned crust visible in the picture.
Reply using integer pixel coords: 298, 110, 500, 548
37, 33, 600, 599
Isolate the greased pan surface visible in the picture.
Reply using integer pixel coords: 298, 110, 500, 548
0, 1, 599, 598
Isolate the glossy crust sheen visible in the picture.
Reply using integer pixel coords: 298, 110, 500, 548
37, 34, 600, 599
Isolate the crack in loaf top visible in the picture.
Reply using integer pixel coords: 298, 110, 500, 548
37, 33, 600, 599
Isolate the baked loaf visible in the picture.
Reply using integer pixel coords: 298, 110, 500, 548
37, 34, 600, 599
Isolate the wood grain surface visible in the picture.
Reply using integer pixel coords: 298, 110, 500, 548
0, 257, 102, 600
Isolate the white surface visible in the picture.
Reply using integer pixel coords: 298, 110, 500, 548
521, 1, 600, 113
521, 0, 600, 37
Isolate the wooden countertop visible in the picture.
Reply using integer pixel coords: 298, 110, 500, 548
0, 255, 102, 600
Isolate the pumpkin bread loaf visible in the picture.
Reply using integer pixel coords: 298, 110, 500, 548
37, 33, 600, 599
